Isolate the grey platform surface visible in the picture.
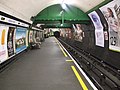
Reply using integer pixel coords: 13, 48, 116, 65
0, 37, 94, 90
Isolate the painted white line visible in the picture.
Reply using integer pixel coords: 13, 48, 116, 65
57, 39, 98, 90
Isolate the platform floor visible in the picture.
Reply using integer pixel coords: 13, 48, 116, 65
0, 37, 95, 90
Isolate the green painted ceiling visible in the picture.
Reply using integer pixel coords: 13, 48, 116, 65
32, 0, 112, 28
41, 23, 73, 28
32, 4, 90, 25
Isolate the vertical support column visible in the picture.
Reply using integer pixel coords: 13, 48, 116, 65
61, 10, 64, 26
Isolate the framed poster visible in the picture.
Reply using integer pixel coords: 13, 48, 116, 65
72, 24, 84, 42
7, 27, 15, 57
100, 0, 120, 51
15, 27, 27, 54
26, 30, 28, 47
0, 25, 8, 63
88, 11, 104, 47
29, 30, 33, 43
95, 30, 104, 47
88, 11, 104, 30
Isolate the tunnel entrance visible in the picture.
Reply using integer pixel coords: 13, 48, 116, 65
54, 31, 60, 38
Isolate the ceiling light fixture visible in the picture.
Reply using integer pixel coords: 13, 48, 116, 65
61, 24, 63, 26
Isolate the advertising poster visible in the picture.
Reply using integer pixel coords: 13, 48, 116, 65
26, 30, 28, 47
32, 30, 40, 43
33, 30, 37, 42
15, 27, 27, 53
0, 25, 8, 63
88, 11, 104, 30
95, 30, 104, 47
60, 29, 65, 37
88, 11, 104, 47
7, 27, 15, 57
29, 30, 33, 43
35, 31, 41, 42
72, 24, 84, 42
65, 29, 68, 38
100, 0, 120, 51
64, 28, 72, 39
104, 31, 108, 40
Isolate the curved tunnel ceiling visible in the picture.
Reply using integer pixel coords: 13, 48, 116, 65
33, 4, 90, 24
0, 0, 111, 23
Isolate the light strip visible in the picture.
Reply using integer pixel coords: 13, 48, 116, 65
0, 15, 29, 27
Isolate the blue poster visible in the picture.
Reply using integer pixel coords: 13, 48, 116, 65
88, 11, 104, 47
15, 27, 27, 53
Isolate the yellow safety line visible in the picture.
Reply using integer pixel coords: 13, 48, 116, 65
58, 44, 68, 57
66, 60, 73, 62
71, 66, 88, 90
54, 37, 68, 57
54, 37, 58, 42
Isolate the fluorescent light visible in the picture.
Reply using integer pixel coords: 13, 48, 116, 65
64, 0, 74, 5
61, 24, 63, 26
61, 3, 66, 9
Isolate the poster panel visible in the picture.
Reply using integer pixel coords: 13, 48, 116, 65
29, 30, 33, 43
26, 30, 28, 47
32, 30, 40, 43
72, 24, 85, 42
64, 28, 71, 39
88, 11, 104, 30
35, 31, 41, 42
65, 29, 68, 38
68, 28, 72, 39
0, 25, 8, 63
15, 27, 27, 53
60, 29, 66, 37
95, 30, 104, 47
7, 27, 15, 57
88, 11, 104, 47
104, 31, 108, 40
33, 30, 36, 42
100, 0, 120, 51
